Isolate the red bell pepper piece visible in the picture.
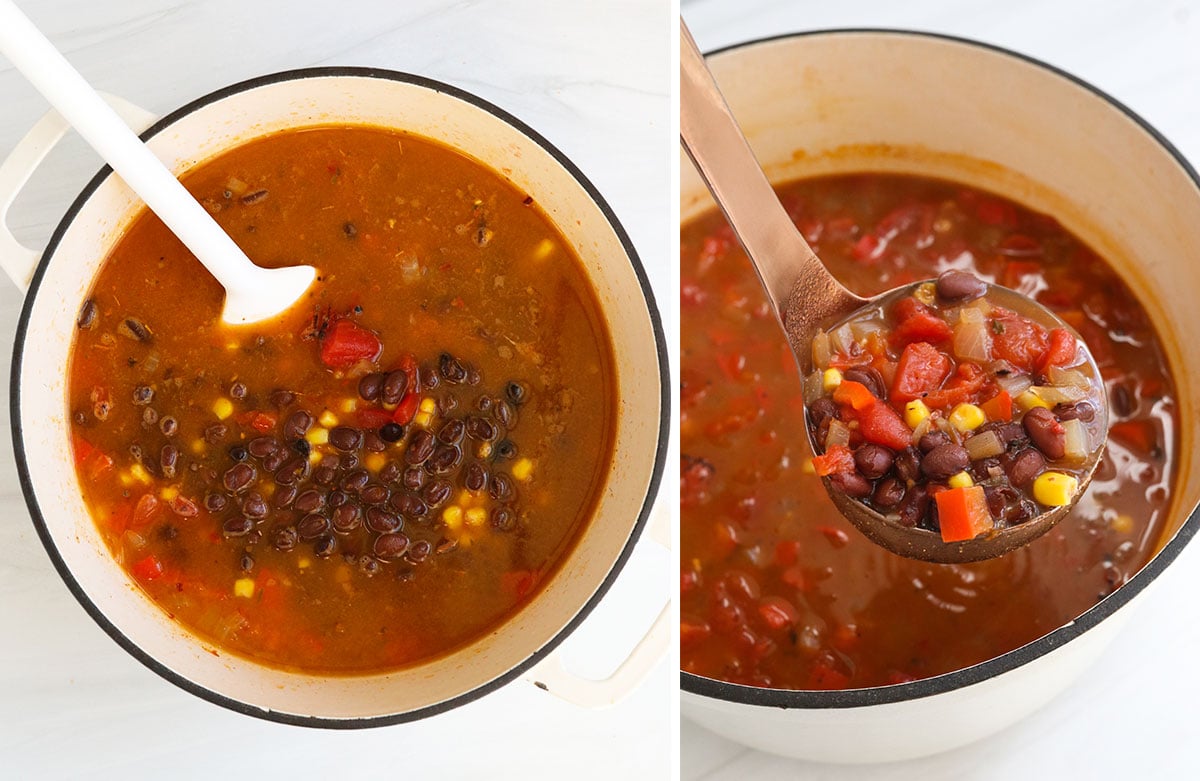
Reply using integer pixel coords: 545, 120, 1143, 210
890, 342, 951, 404
319, 319, 382, 370
391, 392, 420, 425
935, 485, 994, 543
832, 379, 876, 411
923, 363, 990, 410
131, 555, 165, 582
980, 390, 1013, 422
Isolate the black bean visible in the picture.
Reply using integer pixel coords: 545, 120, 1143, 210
271, 525, 298, 551
921, 444, 970, 480
241, 188, 269, 205
406, 539, 432, 563
402, 466, 426, 490
358, 372, 385, 401
423, 480, 451, 507
807, 397, 838, 434
436, 536, 458, 555
491, 506, 516, 531
269, 390, 295, 409
493, 400, 515, 428
366, 507, 402, 534
294, 489, 325, 514
439, 353, 468, 384
391, 493, 428, 518
119, 318, 152, 342
274, 485, 297, 509
465, 416, 496, 442
829, 470, 872, 498
897, 485, 931, 528
363, 432, 386, 453
873, 478, 906, 510
329, 426, 363, 452
466, 366, 481, 386
132, 385, 154, 405
342, 221, 357, 238
1057, 401, 1096, 423
297, 514, 330, 540
246, 437, 277, 459
358, 556, 381, 576
229, 382, 248, 400
427, 445, 462, 474
327, 490, 348, 508
919, 431, 952, 453
204, 423, 228, 444
936, 270, 987, 301
142, 407, 159, 427
382, 370, 409, 405
274, 457, 309, 486
223, 516, 254, 537
495, 440, 517, 460
313, 463, 337, 486
342, 469, 370, 493
229, 445, 248, 462
204, 492, 227, 512
223, 462, 256, 493
380, 422, 405, 443
263, 450, 288, 472
982, 420, 1027, 448
332, 504, 361, 533
343, 453, 360, 470
1023, 407, 1066, 460
854, 444, 894, 480
438, 419, 465, 445
843, 367, 886, 400
1006, 448, 1046, 488
361, 483, 389, 505
489, 473, 514, 501
477, 395, 494, 413
283, 410, 314, 439
160, 445, 178, 479
1112, 384, 1134, 417
77, 299, 98, 330
406, 429, 436, 464
243, 493, 269, 520
506, 381, 526, 405
313, 534, 337, 558
422, 368, 439, 390
464, 462, 488, 492
240, 554, 254, 573
374, 533, 411, 560
160, 416, 178, 437
379, 461, 401, 484
894, 448, 921, 483
293, 438, 311, 457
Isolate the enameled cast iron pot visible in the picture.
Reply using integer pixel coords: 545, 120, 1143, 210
680, 30, 1200, 763
0, 68, 669, 727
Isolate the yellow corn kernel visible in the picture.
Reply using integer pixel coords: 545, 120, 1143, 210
1033, 471, 1078, 507
1016, 390, 1051, 412
308, 450, 322, 465
365, 452, 387, 473
914, 282, 937, 306
443, 505, 464, 530
456, 489, 473, 505
478, 442, 493, 459
905, 400, 931, 429
297, 557, 311, 570
190, 439, 205, 455
414, 411, 433, 428
512, 458, 534, 481
822, 368, 843, 393
533, 237, 555, 260
420, 397, 437, 414
212, 397, 233, 420
948, 471, 974, 489
118, 471, 134, 487
129, 463, 152, 484
233, 578, 255, 598
339, 397, 357, 413
465, 507, 488, 527
1111, 513, 1135, 534
949, 403, 986, 432
801, 458, 816, 475
225, 341, 240, 351
318, 410, 339, 428
306, 427, 329, 446
160, 485, 179, 502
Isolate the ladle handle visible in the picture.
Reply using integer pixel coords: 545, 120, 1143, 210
0, 0, 254, 295
679, 19, 860, 328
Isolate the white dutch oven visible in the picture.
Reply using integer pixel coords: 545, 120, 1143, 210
0, 69, 669, 726
681, 31, 1200, 762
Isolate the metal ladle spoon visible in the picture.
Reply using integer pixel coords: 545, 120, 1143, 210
679, 19, 1106, 563
0, 0, 315, 325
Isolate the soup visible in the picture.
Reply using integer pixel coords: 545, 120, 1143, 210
680, 173, 1176, 689
68, 125, 616, 673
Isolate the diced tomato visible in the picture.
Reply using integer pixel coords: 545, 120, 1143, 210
681, 569, 701, 595
131, 555, 164, 582
923, 363, 990, 410
73, 435, 114, 479
975, 197, 1018, 228
129, 493, 162, 529
319, 319, 383, 370
681, 280, 708, 307
356, 407, 394, 428
391, 392, 420, 425
757, 597, 799, 630
807, 663, 851, 690
980, 390, 1013, 422
716, 352, 747, 381
889, 298, 953, 347
817, 525, 850, 548
851, 233, 884, 263
781, 565, 806, 590
501, 569, 540, 600
1001, 260, 1044, 291
890, 342, 952, 404
832, 379, 876, 411
681, 620, 712, 647
935, 485, 994, 543
1038, 328, 1078, 374
774, 539, 802, 568
856, 400, 913, 450
832, 623, 860, 652
1110, 420, 1159, 453
990, 308, 1049, 372
236, 411, 277, 433
812, 445, 855, 476
681, 456, 715, 508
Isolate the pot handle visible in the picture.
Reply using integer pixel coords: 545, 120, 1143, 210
0, 93, 158, 291
524, 499, 672, 708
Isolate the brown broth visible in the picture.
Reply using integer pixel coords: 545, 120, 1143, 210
680, 173, 1176, 689
68, 126, 616, 673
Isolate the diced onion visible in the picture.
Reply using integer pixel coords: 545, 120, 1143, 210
826, 419, 852, 450
911, 415, 933, 445
1031, 385, 1087, 405
965, 430, 1005, 460
1061, 418, 1090, 462
953, 310, 991, 362
850, 318, 887, 342
812, 331, 832, 370
995, 371, 1034, 398
803, 371, 824, 403
1048, 365, 1091, 388
829, 324, 856, 356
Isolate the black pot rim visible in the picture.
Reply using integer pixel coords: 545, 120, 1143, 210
680, 28, 1200, 710
10, 66, 670, 729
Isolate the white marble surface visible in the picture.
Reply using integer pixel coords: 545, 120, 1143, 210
681, 0, 1200, 778
0, 1, 673, 778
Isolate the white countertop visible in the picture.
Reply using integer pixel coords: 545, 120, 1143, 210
682, 0, 1200, 778
0, 1, 673, 778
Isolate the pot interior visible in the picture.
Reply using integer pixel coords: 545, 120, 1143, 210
19, 72, 663, 721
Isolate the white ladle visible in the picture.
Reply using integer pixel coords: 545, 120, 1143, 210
0, 0, 315, 325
